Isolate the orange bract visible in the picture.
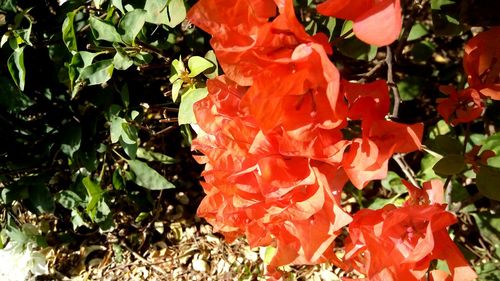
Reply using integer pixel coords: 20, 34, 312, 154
188, 0, 331, 86
344, 181, 477, 281
317, 0, 402, 46
463, 27, 500, 100
436, 86, 485, 126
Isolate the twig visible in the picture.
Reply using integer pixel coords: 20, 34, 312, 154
120, 242, 168, 276
392, 153, 419, 187
386, 46, 401, 119
444, 175, 453, 210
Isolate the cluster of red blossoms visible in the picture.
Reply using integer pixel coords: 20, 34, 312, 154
437, 27, 500, 126
187, 0, 477, 279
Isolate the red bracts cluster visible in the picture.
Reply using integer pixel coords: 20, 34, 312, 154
187, 1, 476, 279
437, 26, 500, 126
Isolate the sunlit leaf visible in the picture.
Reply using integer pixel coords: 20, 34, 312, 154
62, 11, 77, 53
7, 46, 25, 90
119, 9, 146, 44
128, 159, 175, 190
89, 16, 122, 43
178, 87, 208, 125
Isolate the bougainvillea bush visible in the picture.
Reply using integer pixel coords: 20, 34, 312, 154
186, 0, 500, 280
0, 0, 499, 280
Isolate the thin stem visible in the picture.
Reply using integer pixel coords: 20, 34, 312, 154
444, 175, 453, 210
393, 153, 419, 187
386, 46, 401, 119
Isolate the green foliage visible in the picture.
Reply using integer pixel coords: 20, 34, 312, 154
0, 0, 207, 234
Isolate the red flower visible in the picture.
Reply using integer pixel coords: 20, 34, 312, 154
316, 0, 402, 46
344, 181, 477, 281
188, 0, 331, 85
192, 76, 352, 271
464, 145, 496, 173
463, 27, 500, 100
241, 43, 347, 134
436, 86, 484, 126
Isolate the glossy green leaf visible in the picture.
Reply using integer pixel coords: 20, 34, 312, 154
171, 78, 183, 102
7, 46, 25, 91
407, 22, 429, 41
112, 0, 125, 14
56, 190, 84, 209
137, 147, 176, 164
431, 0, 464, 36
62, 11, 77, 53
27, 184, 55, 214
477, 166, 500, 201
178, 87, 208, 125
113, 48, 134, 70
144, 0, 186, 28
89, 16, 122, 43
428, 120, 451, 139
119, 9, 146, 44
82, 176, 104, 220
128, 159, 175, 190
381, 171, 407, 194
336, 37, 377, 61
433, 154, 466, 176
74, 59, 114, 97
427, 135, 463, 156
203, 50, 219, 79
188, 56, 214, 77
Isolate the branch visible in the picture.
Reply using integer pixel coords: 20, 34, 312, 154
392, 153, 419, 187
386, 46, 401, 119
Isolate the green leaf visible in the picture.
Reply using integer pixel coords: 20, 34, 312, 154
89, 16, 122, 43
470, 212, 500, 245
120, 138, 138, 159
340, 20, 354, 38
171, 78, 183, 103
428, 120, 451, 139
476, 166, 500, 201
62, 11, 77, 53
381, 171, 407, 194
426, 135, 463, 156
112, 169, 125, 190
70, 210, 88, 230
119, 9, 147, 45
121, 122, 138, 144
128, 159, 175, 190
480, 132, 500, 155
203, 50, 219, 79
336, 37, 377, 61
112, 0, 125, 14
60, 123, 82, 158
431, 0, 464, 36
397, 76, 424, 101
367, 197, 398, 210
110, 116, 124, 143
82, 176, 104, 220
411, 40, 436, 62
27, 185, 55, 214
407, 22, 429, 41
188, 56, 214, 77
56, 190, 84, 209
74, 59, 114, 97
144, 0, 186, 28
433, 154, 466, 176
178, 87, 208, 125
137, 147, 176, 164
7, 46, 25, 91
113, 47, 134, 70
